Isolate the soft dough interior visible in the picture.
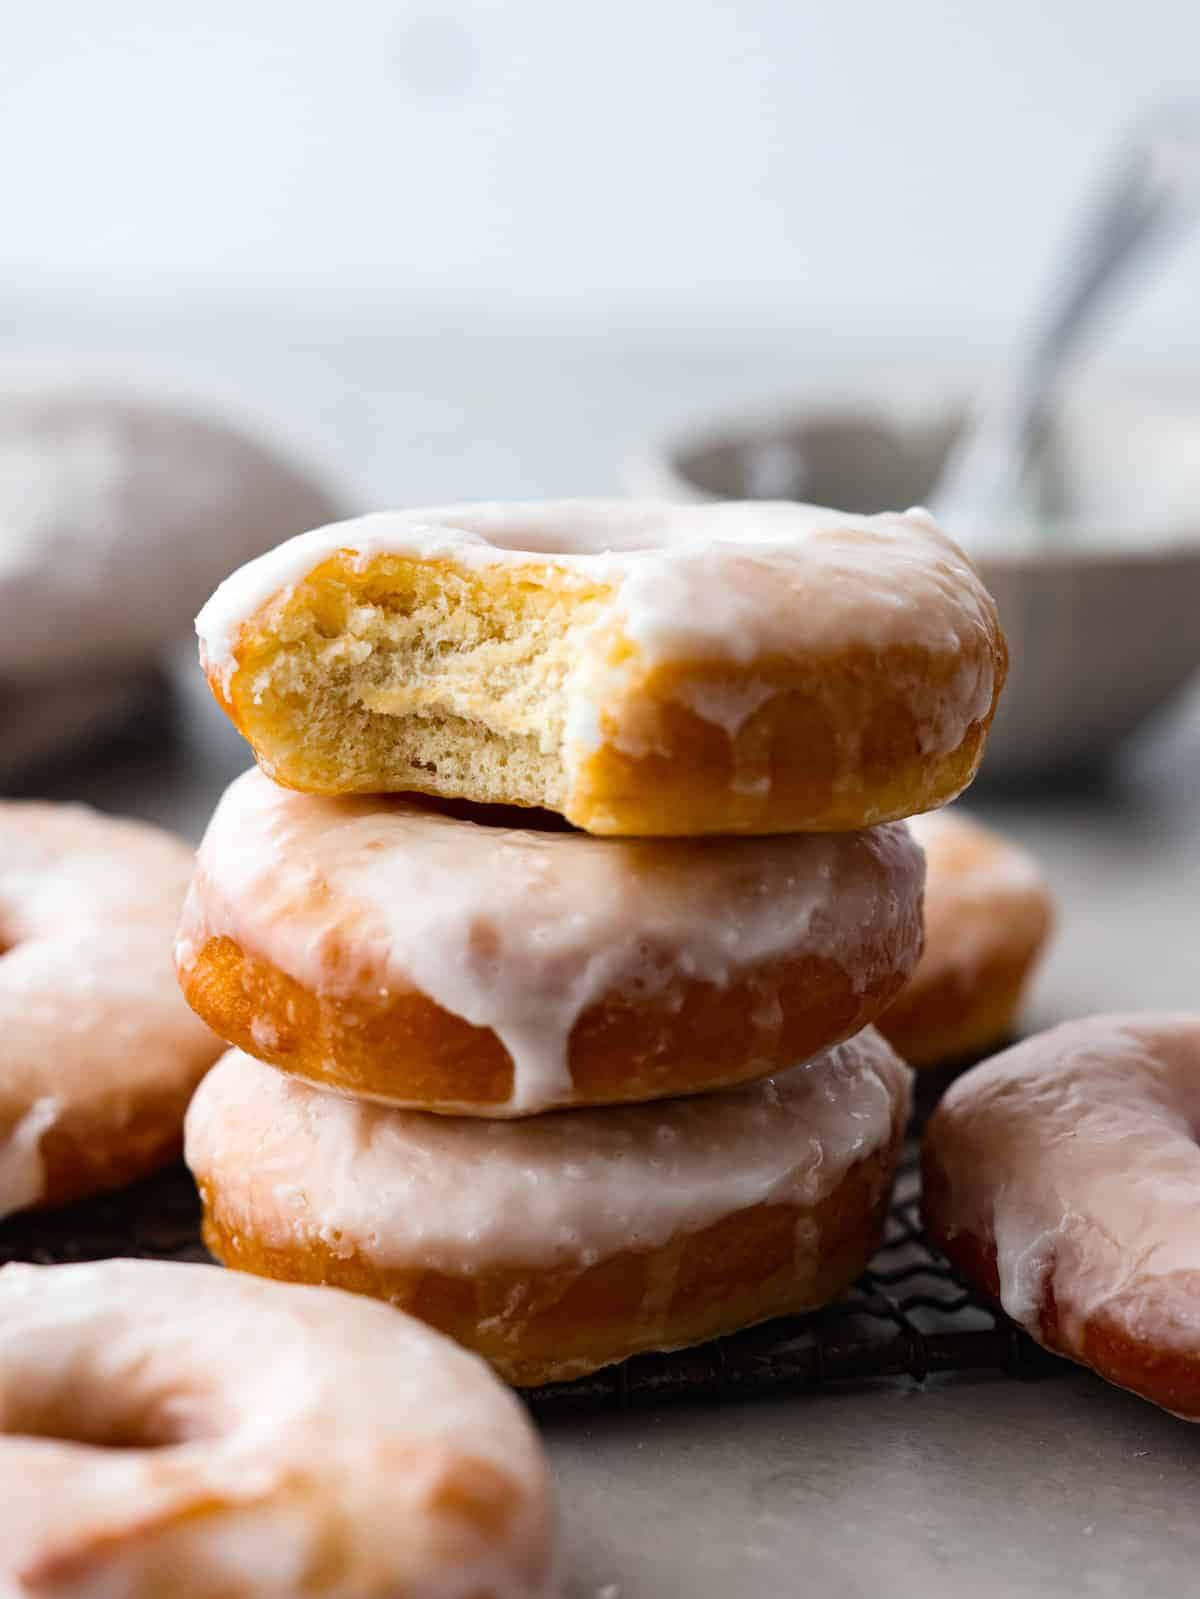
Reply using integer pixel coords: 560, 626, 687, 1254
234, 554, 616, 801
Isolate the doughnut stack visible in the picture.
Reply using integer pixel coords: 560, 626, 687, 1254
179, 499, 1007, 1385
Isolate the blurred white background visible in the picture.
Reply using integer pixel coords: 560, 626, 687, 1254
3, 1, 1197, 339
2, 2, 1197, 505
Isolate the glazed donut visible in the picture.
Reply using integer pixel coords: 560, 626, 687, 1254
923, 1014, 1200, 1419
176, 767, 924, 1116
186, 1032, 912, 1386
0, 803, 222, 1220
0, 1259, 554, 1598
877, 809, 1054, 1068
195, 499, 1006, 834
0, 374, 342, 680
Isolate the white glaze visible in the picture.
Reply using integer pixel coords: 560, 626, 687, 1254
0, 1259, 554, 1599
926, 1014, 1200, 1357
0, 803, 223, 1220
179, 767, 924, 1113
195, 499, 1001, 760
186, 1032, 911, 1273
0, 374, 341, 677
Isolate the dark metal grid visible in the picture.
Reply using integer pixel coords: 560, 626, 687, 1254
0, 1137, 1063, 1412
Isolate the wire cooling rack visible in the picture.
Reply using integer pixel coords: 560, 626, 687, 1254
527, 1140, 1064, 1412
0, 1096, 1062, 1412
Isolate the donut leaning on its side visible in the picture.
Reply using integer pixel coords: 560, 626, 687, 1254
923, 1014, 1200, 1419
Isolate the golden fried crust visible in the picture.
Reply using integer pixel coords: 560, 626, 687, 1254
565, 645, 1006, 836
200, 1129, 903, 1386
879, 955, 1040, 1071
179, 932, 917, 1113
34, 1111, 188, 1213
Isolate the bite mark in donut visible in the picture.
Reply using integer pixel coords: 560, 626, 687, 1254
195, 499, 1007, 834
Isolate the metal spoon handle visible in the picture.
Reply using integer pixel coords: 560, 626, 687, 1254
932, 101, 1200, 536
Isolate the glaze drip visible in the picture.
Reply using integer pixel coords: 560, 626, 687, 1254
180, 768, 924, 1112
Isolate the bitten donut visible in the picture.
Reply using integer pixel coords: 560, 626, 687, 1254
0, 373, 342, 680
0, 1259, 554, 1598
187, 1032, 912, 1385
176, 767, 924, 1116
878, 809, 1054, 1068
923, 1014, 1200, 1419
0, 803, 222, 1220
195, 499, 1007, 834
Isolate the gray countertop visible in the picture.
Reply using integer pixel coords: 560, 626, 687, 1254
17, 314, 1200, 1598
34, 656, 1200, 1599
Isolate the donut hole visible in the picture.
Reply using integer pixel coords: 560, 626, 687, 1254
6, 1373, 223, 1451
236, 554, 617, 805
476, 518, 658, 556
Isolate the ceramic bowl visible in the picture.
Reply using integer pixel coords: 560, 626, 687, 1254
631, 403, 1200, 781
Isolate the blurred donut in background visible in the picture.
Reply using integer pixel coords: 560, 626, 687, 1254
0, 666, 167, 788
0, 371, 343, 782
877, 808, 1054, 1070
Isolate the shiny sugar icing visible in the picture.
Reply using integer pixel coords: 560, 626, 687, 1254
195, 499, 1000, 759
0, 1259, 553, 1599
177, 767, 924, 1113
926, 1014, 1200, 1352
185, 1032, 912, 1273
